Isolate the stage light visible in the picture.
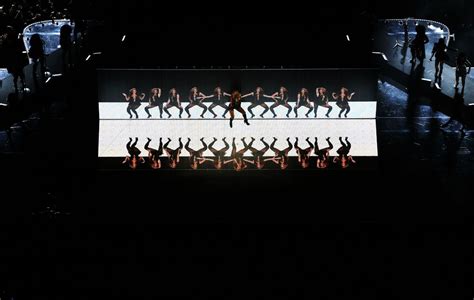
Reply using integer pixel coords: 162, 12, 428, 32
121, 35, 126, 42
434, 83, 441, 90
421, 78, 431, 82
85, 54, 92, 61
346, 35, 350, 42
52, 73, 62, 77
469, 103, 474, 106
371, 52, 388, 62
449, 33, 455, 42
45, 77, 51, 84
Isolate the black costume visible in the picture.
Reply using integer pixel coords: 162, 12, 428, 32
248, 90, 270, 118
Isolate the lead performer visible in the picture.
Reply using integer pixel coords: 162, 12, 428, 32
229, 91, 252, 128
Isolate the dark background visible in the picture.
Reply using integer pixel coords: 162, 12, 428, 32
98, 69, 378, 102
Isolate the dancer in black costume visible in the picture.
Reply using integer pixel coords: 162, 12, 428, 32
454, 52, 472, 95
268, 137, 293, 170
333, 137, 356, 168
229, 91, 252, 128
122, 137, 145, 169
144, 88, 163, 118
185, 138, 208, 170
163, 88, 184, 118
269, 87, 292, 118
248, 87, 271, 118
332, 87, 355, 118
185, 87, 211, 118
429, 38, 448, 83
314, 137, 333, 169
122, 88, 145, 119
163, 138, 183, 169
206, 137, 231, 170
144, 137, 163, 169
410, 24, 429, 65
245, 138, 272, 170
208, 87, 231, 118
225, 138, 252, 172
294, 137, 314, 169
293, 88, 313, 118
314, 87, 333, 118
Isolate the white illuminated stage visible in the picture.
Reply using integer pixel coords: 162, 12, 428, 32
99, 119, 378, 157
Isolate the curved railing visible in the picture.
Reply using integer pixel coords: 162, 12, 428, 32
381, 18, 452, 46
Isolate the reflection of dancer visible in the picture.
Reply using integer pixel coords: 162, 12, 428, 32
185, 87, 210, 118
209, 87, 231, 118
207, 137, 230, 170
269, 87, 292, 118
430, 38, 448, 82
454, 52, 472, 95
314, 137, 333, 169
410, 24, 429, 65
163, 88, 184, 118
295, 137, 314, 169
144, 137, 163, 169
144, 88, 162, 118
122, 88, 145, 119
248, 87, 270, 118
269, 137, 293, 170
332, 88, 355, 118
225, 138, 251, 171
333, 137, 356, 168
245, 138, 271, 169
314, 87, 333, 118
229, 91, 252, 128
122, 137, 145, 169
294, 88, 313, 118
185, 138, 208, 170
164, 138, 183, 169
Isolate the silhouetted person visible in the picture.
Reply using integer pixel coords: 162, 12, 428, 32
332, 88, 355, 118
163, 88, 183, 118
269, 87, 292, 118
144, 137, 163, 169
430, 38, 448, 83
59, 24, 73, 71
248, 87, 270, 118
122, 88, 145, 118
185, 138, 208, 170
455, 52, 471, 95
28, 33, 46, 83
3, 26, 26, 92
294, 88, 313, 118
185, 87, 210, 118
144, 88, 162, 118
314, 87, 333, 118
410, 24, 428, 65
122, 137, 145, 169
208, 87, 231, 118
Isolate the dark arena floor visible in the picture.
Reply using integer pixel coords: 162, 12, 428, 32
1, 1, 473, 299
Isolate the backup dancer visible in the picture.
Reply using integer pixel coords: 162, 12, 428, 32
314, 87, 333, 118
332, 87, 355, 118
314, 137, 333, 169
245, 138, 272, 170
410, 24, 429, 65
248, 87, 271, 118
293, 88, 313, 118
122, 137, 145, 169
229, 91, 252, 128
163, 138, 183, 169
163, 88, 184, 118
333, 137, 356, 168
430, 38, 448, 83
455, 52, 472, 95
268, 137, 293, 170
206, 137, 231, 170
122, 88, 145, 119
144, 88, 162, 118
269, 86, 292, 118
208, 87, 231, 118
225, 138, 252, 172
144, 137, 163, 169
185, 138, 208, 170
294, 137, 314, 169
185, 87, 210, 118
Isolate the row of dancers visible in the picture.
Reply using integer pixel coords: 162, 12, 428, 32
122, 86, 356, 124
123, 137, 356, 171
